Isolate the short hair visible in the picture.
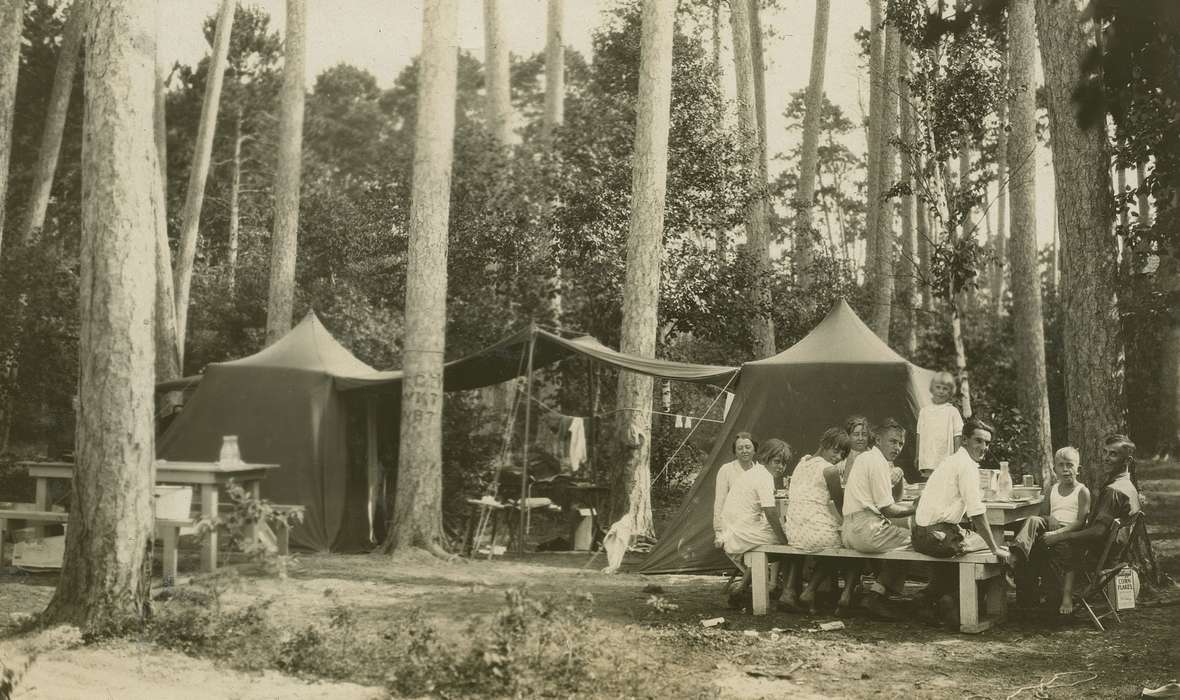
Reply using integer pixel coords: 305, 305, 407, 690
930, 371, 957, 391
962, 418, 995, 441
844, 415, 869, 434
874, 418, 907, 438
733, 431, 758, 453
1054, 446, 1080, 463
1104, 433, 1136, 456
817, 427, 851, 456
758, 438, 792, 465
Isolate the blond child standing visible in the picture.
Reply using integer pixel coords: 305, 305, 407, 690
916, 372, 964, 478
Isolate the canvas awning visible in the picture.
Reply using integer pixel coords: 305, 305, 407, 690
334, 325, 739, 394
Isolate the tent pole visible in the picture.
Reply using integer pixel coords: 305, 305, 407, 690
366, 397, 379, 544
518, 326, 537, 554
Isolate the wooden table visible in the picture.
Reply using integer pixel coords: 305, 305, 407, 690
901, 494, 1043, 543
19, 460, 279, 572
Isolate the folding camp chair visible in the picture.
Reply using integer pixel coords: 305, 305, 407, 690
1077, 511, 1143, 631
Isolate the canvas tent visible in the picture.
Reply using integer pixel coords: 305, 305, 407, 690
159, 317, 738, 552
638, 300, 936, 574
158, 312, 377, 552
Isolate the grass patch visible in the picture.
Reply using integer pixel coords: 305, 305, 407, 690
141, 582, 646, 698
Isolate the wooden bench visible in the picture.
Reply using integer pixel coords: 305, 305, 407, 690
0, 509, 70, 566
155, 504, 305, 584
744, 544, 1007, 634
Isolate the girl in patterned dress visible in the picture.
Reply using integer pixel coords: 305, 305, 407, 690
781, 428, 851, 612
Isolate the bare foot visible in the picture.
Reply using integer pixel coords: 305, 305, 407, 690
1059, 599, 1074, 615
779, 591, 800, 610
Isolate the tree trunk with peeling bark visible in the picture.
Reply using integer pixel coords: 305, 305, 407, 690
1036, 0, 1124, 487
42, 0, 157, 631
483, 0, 512, 146
381, 0, 458, 556
265, 0, 307, 344
0, 0, 22, 255
173, 0, 235, 363
729, 0, 774, 357
793, 0, 830, 285
610, 0, 675, 548
1008, 0, 1053, 487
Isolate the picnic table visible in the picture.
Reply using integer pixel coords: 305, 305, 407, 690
899, 493, 1044, 543
15, 459, 279, 573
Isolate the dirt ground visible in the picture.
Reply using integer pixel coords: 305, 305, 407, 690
0, 461, 1177, 699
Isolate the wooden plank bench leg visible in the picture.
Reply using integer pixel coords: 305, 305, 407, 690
959, 563, 993, 633
32, 479, 48, 540
985, 571, 1006, 623
275, 520, 290, 556
747, 550, 770, 615
161, 525, 179, 586
199, 485, 219, 573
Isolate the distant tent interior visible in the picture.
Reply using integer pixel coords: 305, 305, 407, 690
638, 300, 936, 575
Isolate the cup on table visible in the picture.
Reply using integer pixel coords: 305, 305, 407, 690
1022, 474, 1035, 487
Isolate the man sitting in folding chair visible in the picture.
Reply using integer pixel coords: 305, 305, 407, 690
1017, 433, 1141, 621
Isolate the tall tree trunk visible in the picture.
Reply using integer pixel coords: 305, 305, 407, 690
227, 107, 243, 292
154, 49, 181, 383
265, 0, 307, 344
173, 0, 235, 364
381, 0, 458, 556
870, 22, 898, 340
1151, 175, 1180, 458
1008, 0, 1053, 488
992, 58, 1008, 314
18, 6, 83, 244
711, 0, 722, 95
793, 0, 831, 286
729, 0, 774, 356
542, 0, 564, 321
897, 45, 916, 355
0, 0, 22, 255
611, 0, 675, 548
748, 0, 768, 187
712, 0, 726, 263
42, 0, 157, 631
1036, 0, 1123, 488
958, 148, 971, 236
482, 0, 511, 146
917, 153, 933, 310
541, 0, 564, 145
863, 0, 884, 295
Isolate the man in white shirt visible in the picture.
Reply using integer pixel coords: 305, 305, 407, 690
841, 418, 916, 619
912, 418, 1010, 624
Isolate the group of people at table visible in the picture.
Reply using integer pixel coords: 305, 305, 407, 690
712, 371, 1142, 625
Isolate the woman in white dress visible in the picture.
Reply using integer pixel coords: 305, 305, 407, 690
781, 428, 851, 612
713, 432, 758, 549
